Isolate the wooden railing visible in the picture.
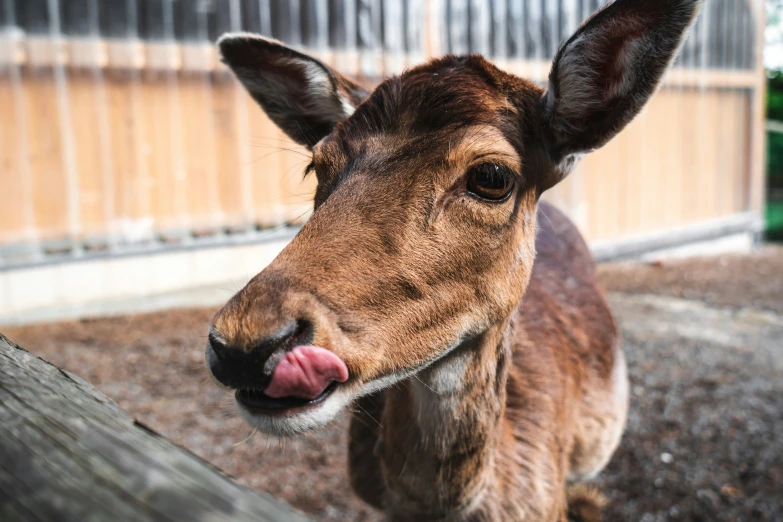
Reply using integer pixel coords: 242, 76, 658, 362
0, 333, 312, 521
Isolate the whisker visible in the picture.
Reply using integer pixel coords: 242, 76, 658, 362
413, 374, 443, 395
355, 402, 384, 430
234, 426, 258, 446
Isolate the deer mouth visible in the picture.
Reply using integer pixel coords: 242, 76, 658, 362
235, 381, 339, 415
235, 344, 349, 416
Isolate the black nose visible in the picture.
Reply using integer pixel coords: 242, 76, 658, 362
206, 321, 309, 390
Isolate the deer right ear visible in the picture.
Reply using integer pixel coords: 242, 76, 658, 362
540, 0, 704, 189
218, 33, 369, 148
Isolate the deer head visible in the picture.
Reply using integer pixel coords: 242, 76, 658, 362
206, 0, 703, 436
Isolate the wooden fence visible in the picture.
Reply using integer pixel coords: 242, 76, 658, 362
0, 333, 311, 521
0, 0, 766, 265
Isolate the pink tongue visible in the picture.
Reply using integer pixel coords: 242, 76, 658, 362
265, 345, 349, 400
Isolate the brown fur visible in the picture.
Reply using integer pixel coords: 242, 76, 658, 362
566, 485, 607, 522
208, 1, 704, 520
345, 201, 623, 521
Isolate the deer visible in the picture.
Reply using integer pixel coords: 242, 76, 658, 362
205, 1, 703, 520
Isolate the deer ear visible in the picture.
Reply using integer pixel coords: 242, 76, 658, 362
540, 0, 704, 188
218, 33, 369, 148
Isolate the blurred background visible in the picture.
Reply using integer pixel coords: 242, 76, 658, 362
0, 0, 771, 323
2, 3, 782, 521
764, 0, 783, 241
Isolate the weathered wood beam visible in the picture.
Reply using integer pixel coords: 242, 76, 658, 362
0, 333, 311, 522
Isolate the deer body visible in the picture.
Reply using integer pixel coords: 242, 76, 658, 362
205, 2, 703, 520
349, 202, 626, 521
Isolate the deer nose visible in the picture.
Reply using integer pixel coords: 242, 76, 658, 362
206, 321, 301, 390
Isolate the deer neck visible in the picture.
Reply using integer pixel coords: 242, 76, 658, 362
380, 321, 511, 520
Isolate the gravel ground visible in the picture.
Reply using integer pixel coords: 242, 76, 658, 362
3, 245, 782, 521
597, 246, 783, 315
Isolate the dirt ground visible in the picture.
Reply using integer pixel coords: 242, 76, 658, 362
3, 246, 782, 521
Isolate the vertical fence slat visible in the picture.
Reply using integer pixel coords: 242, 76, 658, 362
24, 66, 68, 242
543, 0, 558, 60
527, 0, 546, 79
66, 0, 118, 242
404, 0, 424, 63
315, 0, 329, 50
448, 0, 469, 56
695, 1, 714, 224
750, 0, 765, 214
211, 67, 247, 229
717, 0, 733, 217
0, 0, 37, 251
47, 0, 81, 245
728, 0, 744, 216
21, 3, 68, 243
383, 0, 405, 74
0, 32, 23, 244
491, 0, 507, 63
357, 0, 382, 77
89, 0, 117, 244
468, 0, 490, 56
225, 0, 255, 228
333, 0, 357, 70
507, 0, 524, 61
179, 0, 220, 231
678, 12, 697, 225
124, 0, 155, 241
423, 0, 443, 59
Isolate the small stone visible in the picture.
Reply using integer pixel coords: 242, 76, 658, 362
720, 484, 743, 498
660, 452, 674, 464
633, 385, 645, 396
697, 488, 720, 508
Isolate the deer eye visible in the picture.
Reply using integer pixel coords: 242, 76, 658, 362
466, 163, 515, 202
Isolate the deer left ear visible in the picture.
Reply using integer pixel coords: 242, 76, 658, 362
218, 33, 369, 148
540, 0, 704, 189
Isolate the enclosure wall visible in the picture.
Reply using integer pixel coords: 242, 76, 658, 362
0, 0, 766, 264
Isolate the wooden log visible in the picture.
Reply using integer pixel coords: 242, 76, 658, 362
0, 333, 311, 522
